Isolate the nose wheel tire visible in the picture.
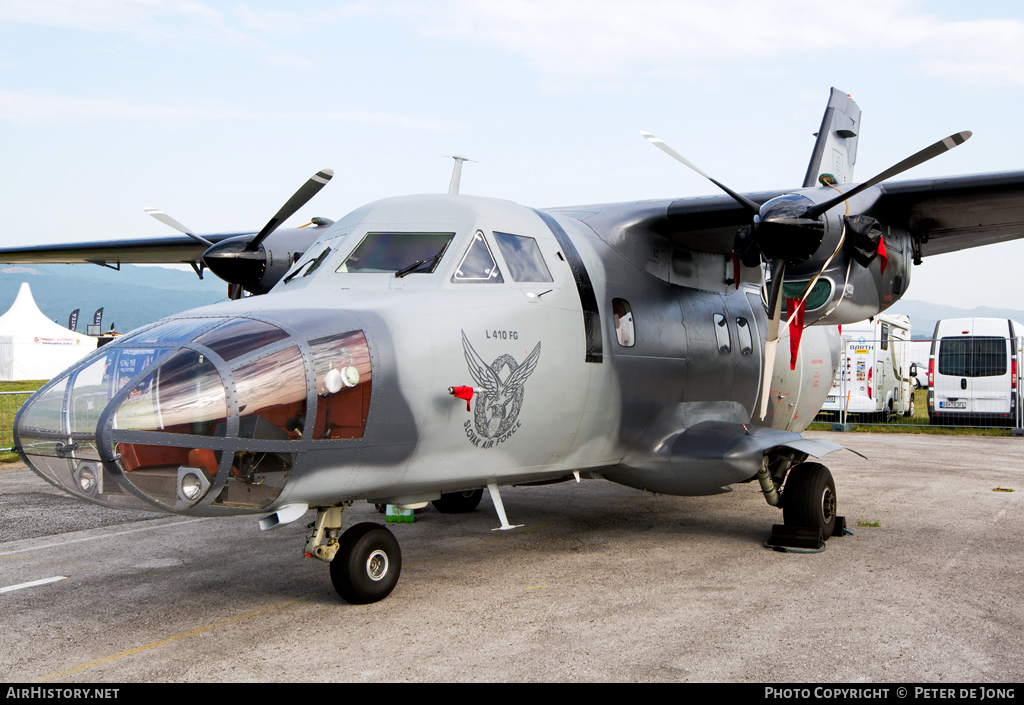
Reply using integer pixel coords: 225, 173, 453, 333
431, 488, 484, 514
330, 522, 402, 604
782, 462, 837, 540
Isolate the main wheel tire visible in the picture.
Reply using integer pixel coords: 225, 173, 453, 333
782, 462, 837, 540
330, 523, 402, 604
431, 488, 484, 514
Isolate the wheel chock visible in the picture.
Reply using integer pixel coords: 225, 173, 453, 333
831, 515, 848, 537
766, 525, 823, 550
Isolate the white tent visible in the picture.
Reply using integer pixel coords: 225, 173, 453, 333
0, 282, 98, 380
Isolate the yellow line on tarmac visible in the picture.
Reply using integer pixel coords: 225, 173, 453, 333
30, 591, 325, 683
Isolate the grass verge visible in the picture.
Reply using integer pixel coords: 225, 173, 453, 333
1, 380, 48, 463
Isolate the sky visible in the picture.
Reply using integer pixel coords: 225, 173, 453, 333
2, 0, 1024, 311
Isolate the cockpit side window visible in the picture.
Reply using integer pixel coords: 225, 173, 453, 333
337, 232, 454, 274
493, 232, 553, 282
452, 230, 503, 283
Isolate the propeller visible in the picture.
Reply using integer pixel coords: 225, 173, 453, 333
145, 169, 334, 298
243, 169, 334, 253
143, 208, 214, 247
641, 129, 971, 420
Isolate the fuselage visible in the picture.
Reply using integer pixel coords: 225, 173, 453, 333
15, 194, 840, 517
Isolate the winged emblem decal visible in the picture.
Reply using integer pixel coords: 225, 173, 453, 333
461, 330, 541, 442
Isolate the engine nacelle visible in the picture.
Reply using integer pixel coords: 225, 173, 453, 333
782, 218, 911, 327
202, 222, 332, 294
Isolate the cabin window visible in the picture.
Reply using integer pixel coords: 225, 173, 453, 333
612, 299, 635, 347
714, 314, 731, 354
452, 230, 504, 283
736, 317, 753, 356
493, 232, 553, 282
881, 323, 889, 350
337, 232, 454, 274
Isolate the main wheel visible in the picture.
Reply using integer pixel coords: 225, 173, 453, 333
431, 488, 484, 514
782, 462, 837, 540
330, 523, 402, 604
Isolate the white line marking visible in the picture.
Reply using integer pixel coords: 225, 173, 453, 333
1, 576, 67, 593
1, 517, 212, 555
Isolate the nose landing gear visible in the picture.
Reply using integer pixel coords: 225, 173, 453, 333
329, 522, 402, 604
305, 506, 402, 604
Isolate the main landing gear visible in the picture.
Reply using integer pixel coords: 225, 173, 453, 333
759, 455, 843, 547
781, 462, 838, 539
431, 488, 484, 513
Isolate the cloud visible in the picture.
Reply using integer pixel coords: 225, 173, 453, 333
0, 0, 311, 66
388, 0, 1024, 87
6, 1, 1023, 88
0, 89, 451, 129
0, 0, 241, 42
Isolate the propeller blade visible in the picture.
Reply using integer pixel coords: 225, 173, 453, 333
244, 168, 334, 252
759, 259, 786, 420
143, 208, 214, 247
640, 131, 761, 216
804, 131, 971, 220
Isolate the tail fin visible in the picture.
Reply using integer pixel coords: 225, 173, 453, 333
803, 88, 862, 187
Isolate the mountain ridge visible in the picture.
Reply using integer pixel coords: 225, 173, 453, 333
0, 264, 226, 334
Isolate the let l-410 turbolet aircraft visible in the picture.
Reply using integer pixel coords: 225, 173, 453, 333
7, 89, 1024, 603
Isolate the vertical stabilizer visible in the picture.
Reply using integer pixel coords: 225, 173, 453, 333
803, 88, 861, 187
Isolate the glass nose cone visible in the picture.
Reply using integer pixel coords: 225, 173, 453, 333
16, 345, 174, 511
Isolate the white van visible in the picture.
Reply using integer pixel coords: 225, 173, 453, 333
927, 318, 1024, 427
821, 314, 916, 421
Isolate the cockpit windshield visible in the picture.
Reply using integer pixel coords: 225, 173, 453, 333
336, 232, 454, 274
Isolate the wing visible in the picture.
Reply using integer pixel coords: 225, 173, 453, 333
461, 330, 501, 395
876, 170, 1024, 258
0, 232, 253, 266
551, 169, 1024, 272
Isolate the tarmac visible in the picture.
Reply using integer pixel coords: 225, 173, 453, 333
0, 432, 1021, 683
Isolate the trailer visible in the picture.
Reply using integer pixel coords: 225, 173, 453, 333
821, 314, 916, 421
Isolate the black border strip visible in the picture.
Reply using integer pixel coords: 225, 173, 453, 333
533, 209, 602, 363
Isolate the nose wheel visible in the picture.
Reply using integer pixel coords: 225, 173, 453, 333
329, 522, 402, 604
782, 462, 837, 540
